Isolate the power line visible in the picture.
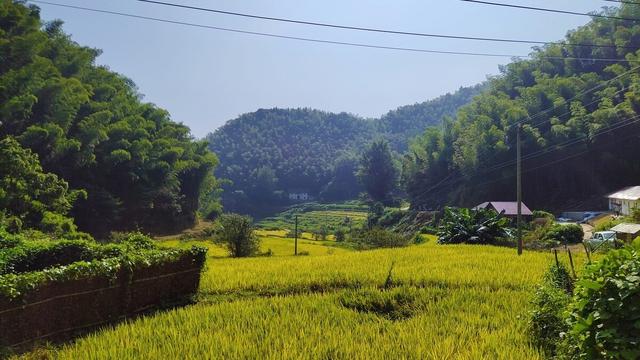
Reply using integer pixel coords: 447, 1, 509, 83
412, 115, 640, 200
135, 0, 638, 50
510, 64, 640, 129
30, 1, 640, 63
460, 0, 640, 21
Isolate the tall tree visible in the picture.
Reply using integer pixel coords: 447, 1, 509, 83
0, 1, 219, 236
357, 140, 398, 204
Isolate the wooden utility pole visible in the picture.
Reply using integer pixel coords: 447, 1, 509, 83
294, 215, 298, 256
517, 124, 523, 255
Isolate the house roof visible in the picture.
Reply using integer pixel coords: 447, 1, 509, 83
607, 186, 640, 201
610, 223, 640, 235
474, 202, 533, 216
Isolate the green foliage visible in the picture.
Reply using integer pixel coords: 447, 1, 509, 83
0, 1, 219, 236
631, 207, 640, 223
529, 264, 573, 356
352, 228, 411, 249
0, 234, 207, 299
334, 229, 346, 242
404, 4, 640, 211
437, 207, 510, 245
560, 241, 640, 359
216, 213, 260, 257
208, 86, 480, 214
544, 223, 584, 245
257, 202, 368, 233
532, 210, 555, 220
357, 140, 398, 204
0, 137, 80, 234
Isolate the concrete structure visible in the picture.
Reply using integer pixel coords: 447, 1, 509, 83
288, 191, 313, 202
607, 186, 640, 216
610, 223, 640, 242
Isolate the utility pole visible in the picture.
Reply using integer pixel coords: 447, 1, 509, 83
517, 124, 523, 255
294, 215, 298, 256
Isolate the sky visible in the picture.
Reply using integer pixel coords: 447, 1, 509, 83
32, 0, 616, 137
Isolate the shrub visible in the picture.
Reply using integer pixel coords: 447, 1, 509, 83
334, 229, 346, 242
378, 209, 405, 228
352, 228, 411, 249
543, 223, 584, 245
216, 214, 260, 257
437, 207, 510, 245
560, 241, 640, 359
110, 232, 156, 250
532, 210, 555, 220
529, 264, 573, 356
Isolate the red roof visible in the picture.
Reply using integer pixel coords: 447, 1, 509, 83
474, 202, 533, 216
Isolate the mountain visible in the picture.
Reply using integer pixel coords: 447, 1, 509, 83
206, 85, 482, 214
404, 3, 640, 212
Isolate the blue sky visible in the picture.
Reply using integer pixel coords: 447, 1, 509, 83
33, 0, 615, 137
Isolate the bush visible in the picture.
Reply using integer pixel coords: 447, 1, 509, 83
352, 228, 411, 249
529, 264, 573, 356
334, 229, 346, 242
378, 209, 405, 228
560, 241, 640, 359
110, 232, 156, 250
216, 214, 260, 257
437, 207, 510, 245
532, 210, 555, 220
543, 223, 584, 245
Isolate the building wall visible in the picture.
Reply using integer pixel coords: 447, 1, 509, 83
609, 198, 639, 216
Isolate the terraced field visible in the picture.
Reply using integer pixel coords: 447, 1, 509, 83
21, 233, 587, 359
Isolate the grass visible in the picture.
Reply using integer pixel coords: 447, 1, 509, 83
257, 202, 369, 233
17, 233, 589, 359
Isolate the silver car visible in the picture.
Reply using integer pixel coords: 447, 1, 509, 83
586, 231, 617, 249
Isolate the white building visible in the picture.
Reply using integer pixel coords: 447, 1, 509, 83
288, 191, 313, 202
607, 186, 640, 216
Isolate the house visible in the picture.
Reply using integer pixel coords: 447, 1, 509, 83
607, 186, 640, 216
473, 201, 533, 219
610, 223, 640, 242
288, 191, 313, 202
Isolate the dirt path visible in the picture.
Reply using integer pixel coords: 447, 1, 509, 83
581, 223, 594, 240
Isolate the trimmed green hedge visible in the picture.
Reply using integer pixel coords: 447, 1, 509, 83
0, 234, 207, 300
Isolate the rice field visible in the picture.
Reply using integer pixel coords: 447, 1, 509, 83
20, 233, 588, 359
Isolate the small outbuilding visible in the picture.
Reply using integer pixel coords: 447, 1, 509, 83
473, 201, 533, 219
610, 223, 640, 243
607, 186, 640, 216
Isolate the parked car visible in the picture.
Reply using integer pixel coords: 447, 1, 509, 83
585, 231, 617, 250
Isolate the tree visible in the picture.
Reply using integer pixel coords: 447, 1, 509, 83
357, 140, 398, 204
216, 213, 260, 257
320, 154, 361, 201
403, 4, 640, 212
0, 137, 81, 234
0, 1, 219, 236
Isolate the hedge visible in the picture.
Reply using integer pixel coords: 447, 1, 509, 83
0, 236, 207, 350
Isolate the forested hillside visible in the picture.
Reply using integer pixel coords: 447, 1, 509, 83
207, 86, 481, 213
0, 1, 219, 236
404, 4, 640, 211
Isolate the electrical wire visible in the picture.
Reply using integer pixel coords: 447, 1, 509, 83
134, 0, 639, 50
509, 64, 640, 129
460, 0, 640, 21
411, 115, 640, 200
29, 1, 640, 62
